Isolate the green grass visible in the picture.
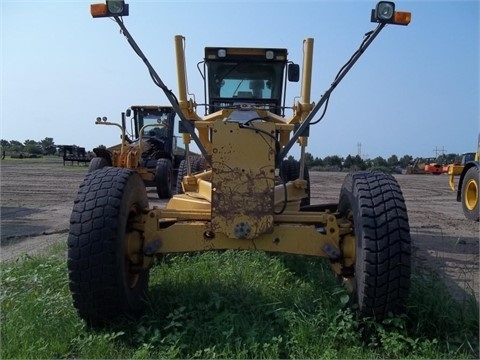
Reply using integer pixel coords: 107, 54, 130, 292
0, 156, 89, 171
0, 155, 58, 163
1, 244, 478, 359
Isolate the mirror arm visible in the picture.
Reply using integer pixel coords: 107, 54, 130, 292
112, 16, 210, 161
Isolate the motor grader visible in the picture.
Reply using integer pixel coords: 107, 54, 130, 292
447, 135, 480, 221
89, 105, 185, 199
68, 0, 413, 325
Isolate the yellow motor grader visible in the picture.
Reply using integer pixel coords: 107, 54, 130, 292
89, 105, 186, 199
68, 0, 413, 325
447, 136, 480, 221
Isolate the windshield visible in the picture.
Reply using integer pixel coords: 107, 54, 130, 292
143, 115, 164, 127
139, 114, 170, 138
208, 62, 284, 101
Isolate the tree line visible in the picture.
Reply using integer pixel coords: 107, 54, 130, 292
1, 138, 58, 155
293, 152, 461, 172
1, 137, 462, 171
0, 138, 106, 157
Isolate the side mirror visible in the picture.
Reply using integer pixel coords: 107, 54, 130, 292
288, 63, 300, 82
126, 108, 131, 117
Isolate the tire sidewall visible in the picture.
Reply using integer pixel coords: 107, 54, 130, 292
116, 171, 149, 313
338, 172, 366, 307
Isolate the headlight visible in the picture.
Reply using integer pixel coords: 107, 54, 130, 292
371, 1, 411, 26
376, 2, 395, 21
107, 0, 125, 14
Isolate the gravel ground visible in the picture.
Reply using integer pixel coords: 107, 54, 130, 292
1, 157, 478, 301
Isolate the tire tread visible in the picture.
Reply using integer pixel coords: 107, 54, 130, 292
67, 168, 148, 325
340, 171, 411, 319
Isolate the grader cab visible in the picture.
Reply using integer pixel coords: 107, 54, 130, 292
68, 0, 413, 325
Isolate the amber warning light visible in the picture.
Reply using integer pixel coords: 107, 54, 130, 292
90, 4, 107, 17
394, 11, 412, 25
371, 1, 411, 26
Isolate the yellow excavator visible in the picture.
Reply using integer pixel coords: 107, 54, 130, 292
447, 135, 480, 221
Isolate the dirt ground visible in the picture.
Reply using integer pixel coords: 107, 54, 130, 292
1, 157, 478, 301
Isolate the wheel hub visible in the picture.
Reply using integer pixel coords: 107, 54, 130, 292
124, 205, 145, 288
465, 178, 478, 211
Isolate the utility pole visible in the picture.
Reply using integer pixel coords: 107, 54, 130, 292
432, 146, 447, 157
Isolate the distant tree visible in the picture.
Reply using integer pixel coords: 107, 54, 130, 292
40, 137, 56, 155
441, 153, 460, 164
449, 153, 460, 163
23, 139, 42, 155
364, 158, 374, 168
9, 140, 24, 152
0, 139, 10, 147
387, 154, 399, 167
305, 152, 315, 167
344, 154, 367, 170
313, 156, 324, 167
398, 154, 413, 168
96, 144, 107, 149
372, 156, 388, 168
354, 155, 367, 170
323, 155, 343, 169
343, 155, 354, 169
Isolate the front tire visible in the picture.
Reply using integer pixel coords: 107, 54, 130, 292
461, 166, 479, 221
155, 158, 173, 199
338, 171, 411, 320
88, 157, 109, 173
67, 168, 149, 325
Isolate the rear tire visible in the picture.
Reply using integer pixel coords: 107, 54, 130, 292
175, 157, 208, 194
176, 159, 188, 194
155, 158, 173, 199
67, 168, 149, 325
338, 171, 411, 320
280, 159, 310, 206
88, 157, 109, 173
461, 166, 479, 221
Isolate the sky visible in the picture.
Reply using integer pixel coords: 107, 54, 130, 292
1, 0, 479, 159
